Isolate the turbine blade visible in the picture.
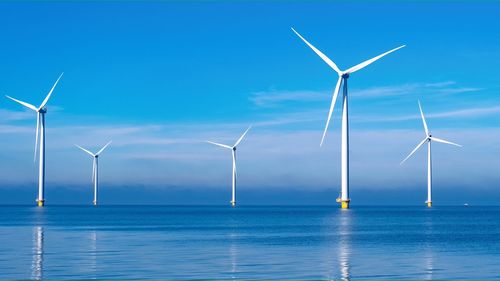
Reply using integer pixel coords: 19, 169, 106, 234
418, 100, 429, 136
400, 138, 428, 165
5, 95, 38, 111
96, 141, 112, 155
34, 113, 40, 162
75, 144, 95, 157
291, 27, 342, 74
430, 137, 462, 147
234, 126, 252, 147
206, 141, 232, 149
39, 72, 64, 110
320, 76, 343, 146
346, 45, 405, 74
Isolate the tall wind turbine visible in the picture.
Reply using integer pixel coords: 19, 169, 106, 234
206, 126, 251, 207
401, 101, 461, 207
291, 28, 405, 209
75, 141, 112, 206
5, 73, 64, 207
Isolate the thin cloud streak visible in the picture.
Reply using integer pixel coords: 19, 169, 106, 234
0, 109, 33, 122
355, 105, 500, 123
351, 81, 481, 98
250, 89, 328, 107
250, 81, 481, 107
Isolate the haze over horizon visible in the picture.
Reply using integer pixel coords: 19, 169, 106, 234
1, 2, 500, 205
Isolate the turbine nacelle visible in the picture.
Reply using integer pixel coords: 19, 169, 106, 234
206, 126, 252, 151
291, 27, 405, 145
400, 101, 461, 165
75, 141, 112, 188
75, 141, 112, 159
5, 73, 64, 163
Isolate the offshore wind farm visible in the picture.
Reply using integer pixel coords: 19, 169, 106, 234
1, 1, 500, 281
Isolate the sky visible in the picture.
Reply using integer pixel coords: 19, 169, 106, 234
0, 1, 499, 205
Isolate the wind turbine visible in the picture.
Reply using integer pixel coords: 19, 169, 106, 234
206, 126, 251, 207
291, 28, 405, 209
400, 101, 462, 207
5, 73, 64, 207
75, 141, 112, 206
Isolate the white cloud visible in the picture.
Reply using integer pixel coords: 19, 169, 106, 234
1, 115, 499, 192
0, 79, 497, 190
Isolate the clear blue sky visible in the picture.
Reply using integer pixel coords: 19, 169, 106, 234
1, 2, 499, 205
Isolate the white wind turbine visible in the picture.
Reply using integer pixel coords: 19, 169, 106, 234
401, 101, 461, 207
75, 141, 112, 206
206, 126, 251, 207
291, 28, 405, 209
5, 73, 64, 207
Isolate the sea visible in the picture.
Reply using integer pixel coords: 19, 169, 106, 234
0, 205, 499, 280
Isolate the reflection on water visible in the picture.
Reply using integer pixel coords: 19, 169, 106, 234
228, 232, 238, 280
31, 226, 43, 281
423, 210, 435, 280
424, 247, 434, 281
338, 210, 351, 281
1, 206, 500, 280
90, 230, 97, 277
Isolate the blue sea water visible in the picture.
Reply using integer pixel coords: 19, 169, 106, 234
0, 206, 500, 280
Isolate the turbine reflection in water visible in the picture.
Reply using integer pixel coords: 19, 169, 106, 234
31, 226, 44, 281
228, 232, 238, 280
338, 210, 352, 281
423, 211, 435, 280
424, 247, 435, 281
90, 230, 98, 277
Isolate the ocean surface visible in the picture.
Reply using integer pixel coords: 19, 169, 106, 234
1, 206, 500, 280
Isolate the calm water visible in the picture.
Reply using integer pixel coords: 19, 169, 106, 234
1, 206, 500, 280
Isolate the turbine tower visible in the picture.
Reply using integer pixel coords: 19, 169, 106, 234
401, 101, 461, 207
292, 28, 405, 209
206, 126, 251, 207
75, 141, 112, 205
5, 73, 64, 207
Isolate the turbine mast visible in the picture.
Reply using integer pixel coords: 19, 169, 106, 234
231, 148, 236, 207
37, 110, 46, 207
94, 157, 98, 206
340, 76, 350, 209
427, 140, 432, 207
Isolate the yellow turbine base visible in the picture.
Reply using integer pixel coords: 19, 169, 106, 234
231, 201, 236, 207
37, 200, 45, 207
341, 201, 350, 209
427, 202, 432, 208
